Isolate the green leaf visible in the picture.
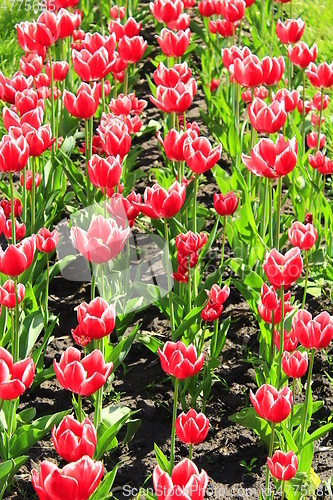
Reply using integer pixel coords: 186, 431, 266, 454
89, 465, 118, 500
123, 419, 141, 445
281, 423, 298, 453
298, 423, 333, 453
173, 307, 202, 341
154, 443, 169, 473
0, 460, 12, 493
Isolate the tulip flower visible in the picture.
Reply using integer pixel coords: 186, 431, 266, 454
282, 350, 308, 378
56, 8, 81, 39
309, 152, 333, 175
158, 341, 204, 380
157, 128, 197, 162
242, 135, 297, 178
17, 123, 55, 157
306, 62, 333, 89
198, 0, 216, 16
213, 192, 239, 216
63, 82, 100, 119
267, 450, 298, 481
53, 347, 113, 396
0, 199, 22, 218
107, 192, 141, 228
287, 41, 318, 68
98, 116, 131, 159
0, 346, 35, 399
274, 329, 298, 352
71, 215, 130, 264
154, 61, 192, 87
312, 91, 329, 111
77, 297, 116, 340
118, 35, 147, 65
175, 409, 209, 445
31, 456, 103, 500
20, 170, 42, 191
209, 19, 236, 37
110, 5, 125, 19
288, 221, 317, 251
19, 54, 43, 78
34, 11, 59, 47
4, 219, 26, 241
109, 93, 147, 116
248, 98, 287, 134
173, 265, 189, 283
87, 154, 122, 191
273, 88, 300, 113
16, 21, 45, 56
307, 132, 326, 150
183, 136, 222, 174
72, 35, 116, 81
201, 298, 223, 321
0, 280, 25, 309
209, 78, 221, 91
45, 61, 69, 82
177, 252, 199, 269
150, 0, 184, 23
0, 135, 29, 173
51, 415, 97, 462
156, 28, 191, 58
133, 181, 186, 219
221, 45, 251, 70
108, 17, 141, 41
36, 228, 59, 253
263, 248, 303, 289
15, 88, 40, 115
260, 283, 278, 311
262, 56, 285, 86
241, 86, 268, 103
0, 236, 36, 277
292, 310, 333, 350
71, 325, 91, 347
276, 18, 305, 44
233, 54, 264, 87
153, 459, 209, 500
167, 13, 191, 30
220, 0, 245, 22
2, 73, 33, 105
250, 384, 292, 423
150, 79, 197, 113
176, 231, 208, 256
259, 292, 294, 325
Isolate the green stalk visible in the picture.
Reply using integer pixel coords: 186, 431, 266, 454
302, 70, 306, 156
275, 176, 282, 251
270, 311, 275, 367
218, 216, 226, 287
123, 67, 129, 95
300, 348, 315, 448
45, 254, 50, 327
290, 378, 295, 430
78, 394, 83, 422
268, 180, 273, 248
13, 277, 19, 363
94, 337, 104, 429
91, 272, 96, 300
31, 156, 36, 234
10, 309, 14, 358
281, 480, 285, 500
48, 47, 55, 156
301, 251, 309, 309
261, 178, 268, 244
9, 174, 16, 245
189, 443, 193, 461
261, 0, 265, 37
22, 166, 26, 224
85, 120, 92, 205
277, 285, 284, 387
265, 422, 275, 500
164, 219, 175, 339
192, 175, 199, 300
101, 78, 106, 114
170, 377, 179, 472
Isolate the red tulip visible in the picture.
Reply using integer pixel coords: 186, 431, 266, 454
242, 135, 297, 178
35, 11, 59, 47
72, 37, 116, 81
20, 169, 42, 191
71, 215, 130, 264
0, 135, 29, 173
287, 41, 318, 68
15, 88, 40, 115
220, 0, 245, 22
4, 219, 26, 241
19, 54, 43, 77
306, 132, 325, 150
17, 123, 55, 157
133, 181, 186, 219
57, 8, 81, 39
167, 13, 191, 30
233, 54, 264, 87
73, 28, 85, 41
184, 136, 222, 174
0, 236, 36, 277
173, 265, 189, 283
198, 0, 216, 16
272, 88, 300, 113
213, 192, 239, 216
177, 251, 199, 269
3, 106, 44, 132
0, 280, 25, 308
282, 350, 308, 378
267, 451, 298, 481
63, 82, 99, 119
77, 297, 116, 340
109, 92, 147, 116
52, 415, 97, 462
71, 324, 91, 347
263, 248, 303, 289
306, 62, 333, 89
153, 61, 192, 87
0, 346, 35, 399
288, 221, 317, 250
108, 16, 141, 41
312, 91, 329, 111
2, 73, 33, 105
297, 98, 311, 114
176, 231, 208, 256
179, 118, 200, 135
250, 384, 292, 422
107, 192, 141, 228
53, 347, 113, 396
0, 199, 22, 218
0, 207, 5, 234
153, 459, 208, 500
110, 5, 126, 19
87, 154, 121, 191
158, 341, 204, 379
311, 113, 325, 127
274, 329, 298, 352
292, 310, 333, 350
260, 283, 278, 310
98, 116, 131, 159
241, 86, 268, 103
175, 409, 209, 445
259, 292, 294, 325
209, 19, 236, 37
45, 61, 69, 82
206, 284, 230, 305
157, 128, 197, 162
276, 18, 305, 44
309, 152, 333, 175
16, 21, 46, 56
36, 228, 59, 253
118, 35, 147, 64
156, 28, 191, 58
209, 78, 221, 91
150, 0, 184, 23
150, 79, 197, 113
31, 456, 103, 500
221, 45, 251, 70
248, 98, 287, 134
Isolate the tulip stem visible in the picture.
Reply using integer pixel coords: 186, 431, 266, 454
277, 285, 284, 388
275, 176, 282, 251
170, 377, 179, 473
22, 167, 27, 225
189, 444, 193, 461
44, 254, 50, 330
302, 69, 306, 157
10, 309, 14, 359
270, 311, 275, 368
85, 119, 92, 205
6, 399, 17, 460
268, 180, 273, 248
316, 88, 324, 152
94, 340, 104, 429
301, 251, 309, 309
31, 156, 36, 235
123, 67, 128, 95
91, 271, 96, 300
78, 394, 83, 423
265, 422, 275, 500
262, 178, 268, 245
300, 348, 315, 451
261, 0, 265, 37
48, 47, 55, 157
164, 219, 175, 339
101, 78, 106, 115
281, 480, 285, 500
13, 277, 19, 363
9, 174, 16, 245
219, 216, 226, 287
192, 175, 199, 300
290, 378, 296, 430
